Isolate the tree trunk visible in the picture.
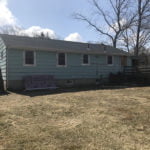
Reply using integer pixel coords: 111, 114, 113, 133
135, 0, 142, 56
113, 40, 117, 48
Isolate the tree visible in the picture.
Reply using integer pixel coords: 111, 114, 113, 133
74, 0, 135, 48
121, 0, 150, 55
134, 0, 150, 56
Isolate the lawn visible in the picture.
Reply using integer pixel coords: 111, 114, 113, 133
0, 87, 150, 150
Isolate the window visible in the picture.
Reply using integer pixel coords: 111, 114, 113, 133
83, 54, 89, 65
24, 51, 35, 66
57, 53, 66, 66
107, 56, 113, 65
66, 80, 74, 86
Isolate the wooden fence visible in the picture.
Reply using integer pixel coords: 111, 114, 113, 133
124, 66, 150, 77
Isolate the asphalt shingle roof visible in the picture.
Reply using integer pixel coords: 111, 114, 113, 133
0, 34, 129, 56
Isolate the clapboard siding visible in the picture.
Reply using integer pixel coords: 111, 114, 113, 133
7, 48, 129, 80
0, 37, 6, 80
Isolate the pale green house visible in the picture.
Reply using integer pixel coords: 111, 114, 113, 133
0, 34, 131, 90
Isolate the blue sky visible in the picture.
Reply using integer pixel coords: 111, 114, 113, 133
0, 0, 108, 42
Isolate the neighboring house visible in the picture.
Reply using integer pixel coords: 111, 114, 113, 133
0, 34, 131, 90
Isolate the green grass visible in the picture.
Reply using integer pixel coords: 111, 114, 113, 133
0, 87, 150, 150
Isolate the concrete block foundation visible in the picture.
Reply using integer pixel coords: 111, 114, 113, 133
7, 78, 109, 90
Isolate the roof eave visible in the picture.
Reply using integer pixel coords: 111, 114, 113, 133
7, 46, 129, 56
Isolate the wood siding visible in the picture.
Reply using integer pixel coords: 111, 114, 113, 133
0, 38, 7, 80
7, 48, 131, 80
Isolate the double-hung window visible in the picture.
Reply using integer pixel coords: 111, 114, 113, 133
82, 54, 90, 65
24, 50, 36, 66
107, 56, 113, 65
57, 53, 66, 66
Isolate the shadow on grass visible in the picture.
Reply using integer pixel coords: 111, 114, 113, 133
11, 84, 150, 97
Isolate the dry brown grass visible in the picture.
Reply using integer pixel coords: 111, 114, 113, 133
0, 87, 150, 150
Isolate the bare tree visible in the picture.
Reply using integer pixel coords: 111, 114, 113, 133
121, 0, 150, 55
134, 0, 150, 56
74, 0, 135, 48
121, 29, 130, 52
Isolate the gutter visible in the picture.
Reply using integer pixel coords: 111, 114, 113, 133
8, 46, 130, 56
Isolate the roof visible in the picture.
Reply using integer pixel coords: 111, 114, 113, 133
0, 34, 129, 56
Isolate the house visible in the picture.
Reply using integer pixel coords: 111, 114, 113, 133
0, 34, 131, 90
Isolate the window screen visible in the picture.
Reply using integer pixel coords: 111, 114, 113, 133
25, 51, 35, 65
107, 56, 113, 65
58, 53, 66, 66
83, 54, 89, 64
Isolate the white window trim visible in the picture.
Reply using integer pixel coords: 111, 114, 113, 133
82, 54, 90, 66
56, 53, 67, 67
23, 50, 36, 66
107, 55, 114, 66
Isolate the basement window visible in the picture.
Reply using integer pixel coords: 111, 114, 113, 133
24, 51, 36, 66
57, 53, 66, 66
66, 80, 74, 86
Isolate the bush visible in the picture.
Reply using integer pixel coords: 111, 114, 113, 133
109, 72, 125, 85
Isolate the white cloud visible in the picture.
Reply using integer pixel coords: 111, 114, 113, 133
64, 33, 83, 42
0, 0, 83, 41
18, 26, 57, 39
0, 0, 17, 26
0, 0, 57, 39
